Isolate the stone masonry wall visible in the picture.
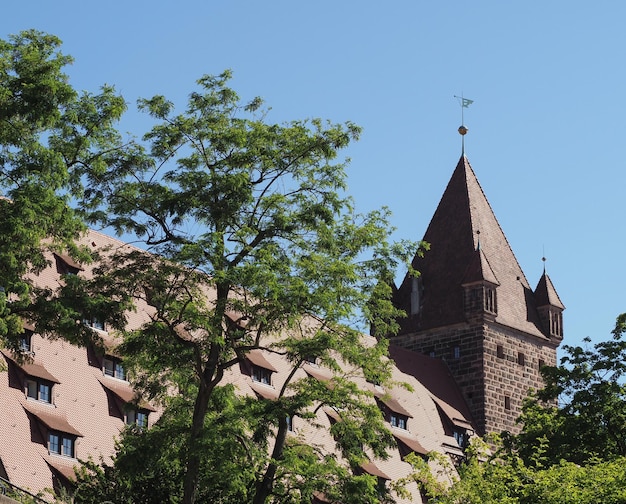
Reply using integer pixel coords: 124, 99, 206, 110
392, 321, 558, 435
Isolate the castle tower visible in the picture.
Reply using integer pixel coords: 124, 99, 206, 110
390, 155, 564, 435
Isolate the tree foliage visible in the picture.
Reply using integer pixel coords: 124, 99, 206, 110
0, 30, 131, 354
76, 71, 421, 503
514, 312, 626, 467
411, 437, 626, 504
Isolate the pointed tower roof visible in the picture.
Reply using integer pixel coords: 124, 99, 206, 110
534, 272, 565, 309
396, 155, 546, 339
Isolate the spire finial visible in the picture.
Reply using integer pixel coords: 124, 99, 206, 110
542, 255, 547, 274
454, 95, 473, 155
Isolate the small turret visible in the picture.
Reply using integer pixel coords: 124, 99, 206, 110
534, 265, 565, 341
461, 240, 499, 322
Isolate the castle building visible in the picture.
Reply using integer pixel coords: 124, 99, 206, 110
390, 154, 564, 435
0, 152, 565, 500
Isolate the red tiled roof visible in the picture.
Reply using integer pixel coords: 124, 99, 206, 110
323, 407, 341, 423
373, 390, 413, 418
388, 345, 475, 431
395, 155, 547, 338
461, 248, 499, 286
431, 396, 474, 430
53, 253, 84, 271
246, 350, 278, 372
22, 403, 83, 437
303, 364, 333, 382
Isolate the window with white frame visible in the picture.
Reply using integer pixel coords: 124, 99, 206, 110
103, 356, 126, 380
19, 331, 33, 353
26, 378, 52, 404
48, 431, 76, 457
126, 408, 149, 428
84, 316, 105, 331
251, 365, 272, 385
390, 412, 408, 430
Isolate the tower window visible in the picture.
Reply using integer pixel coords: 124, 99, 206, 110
504, 396, 511, 410
538, 359, 546, 370
550, 311, 563, 337
410, 277, 423, 315
452, 346, 461, 359
484, 287, 497, 313
497, 345, 504, 359
517, 352, 525, 366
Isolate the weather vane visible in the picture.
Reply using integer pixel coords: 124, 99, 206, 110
454, 95, 473, 154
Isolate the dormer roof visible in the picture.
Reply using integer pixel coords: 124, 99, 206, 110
396, 155, 546, 338
461, 247, 499, 286
534, 272, 565, 309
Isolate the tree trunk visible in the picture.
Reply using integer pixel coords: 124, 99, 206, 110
182, 382, 212, 504
252, 417, 289, 504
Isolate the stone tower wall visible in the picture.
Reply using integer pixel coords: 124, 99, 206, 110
392, 321, 558, 435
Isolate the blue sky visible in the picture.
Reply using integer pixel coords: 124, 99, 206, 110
2, 1, 624, 352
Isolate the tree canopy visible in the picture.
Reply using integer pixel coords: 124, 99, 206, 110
514, 312, 626, 467
0, 30, 129, 354
73, 70, 421, 503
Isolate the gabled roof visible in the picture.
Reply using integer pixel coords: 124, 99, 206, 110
396, 155, 546, 338
534, 272, 565, 309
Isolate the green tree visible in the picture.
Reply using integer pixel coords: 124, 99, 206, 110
514, 313, 626, 467
0, 30, 130, 354
78, 71, 421, 504
411, 437, 626, 504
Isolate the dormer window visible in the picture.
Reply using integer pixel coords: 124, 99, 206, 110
453, 428, 468, 448
26, 378, 52, 403
103, 356, 126, 381
19, 331, 33, 353
245, 350, 277, 386
54, 253, 83, 276
252, 365, 272, 385
126, 408, 149, 428
84, 316, 105, 332
390, 412, 408, 430
376, 395, 413, 431
48, 431, 76, 458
